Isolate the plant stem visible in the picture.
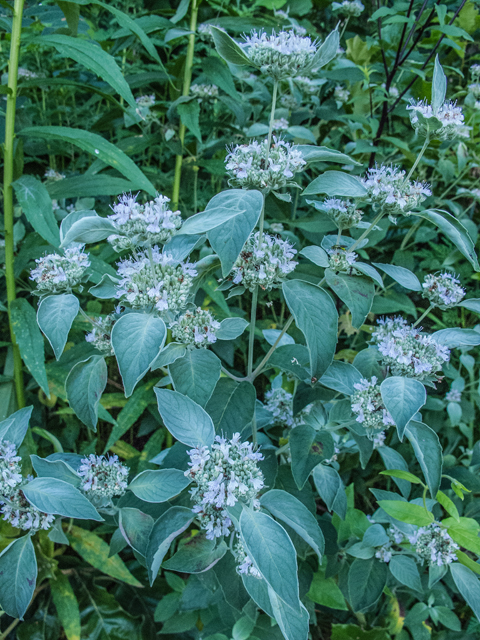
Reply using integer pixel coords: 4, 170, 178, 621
3, 0, 26, 409
265, 78, 279, 165
400, 219, 421, 250
349, 210, 385, 252
406, 134, 430, 181
247, 287, 259, 378
413, 304, 434, 327
340, 16, 350, 39
171, 0, 198, 209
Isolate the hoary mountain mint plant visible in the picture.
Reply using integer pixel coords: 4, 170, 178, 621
3, 3, 480, 639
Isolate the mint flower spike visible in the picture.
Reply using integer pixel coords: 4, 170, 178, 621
0, 440, 22, 494
228, 232, 297, 292
1, 480, 55, 532
351, 376, 395, 439
115, 248, 196, 314
320, 198, 363, 229
243, 30, 318, 79
107, 193, 182, 252
185, 433, 264, 541
78, 454, 129, 504
362, 165, 431, 216
372, 316, 450, 381
264, 387, 294, 427
422, 272, 465, 309
225, 137, 306, 192
190, 84, 218, 101
332, 0, 365, 17
170, 308, 221, 348
328, 246, 359, 274
30, 246, 90, 294
407, 98, 464, 140
408, 523, 459, 567
85, 314, 115, 356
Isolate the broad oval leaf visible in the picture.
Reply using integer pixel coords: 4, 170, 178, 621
405, 421, 442, 499
205, 378, 256, 439
312, 464, 347, 519
348, 557, 388, 612
380, 377, 426, 440
162, 534, 228, 574
0, 406, 33, 448
60, 214, 117, 248
216, 317, 249, 341
12, 175, 60, 247
155, 388, 215, 447
389, 554, 423, 593
290, 425, 335, 489
372, 262, 422, 291
118, 508, 153, 556
378, 500, 434, 526
169, 348, 221, 407
65, 355, 107, 430
325, 270, 374, 329
23, 477, 103, 520
37, 294, 79, 360
302, 171, 367, 197
0, 536, 37, 620
211, 26, 251, 66
128, 468, 191, 503
432, 327, 480, 348
450, 563, 480, 623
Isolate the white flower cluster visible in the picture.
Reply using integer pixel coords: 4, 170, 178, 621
321, 198, 363, 228
446, 388, 462, 403
294, 76, 317, 94
272, 118, 289, 131
115, 249, 196, 313
363, 165, 431, 215
328, 247, 358, 273
107, 193, 182, 251
375, 526, 405, 563
422, 272, 465, 308
471, 64, 480, 79
229, 232, 297, 291
281, 94, 299, 110
234, 535, 261, 578
334, 85, 350, 103
30, 247, 90, 294
78, 454, 128, 502
44, 168, 65, 181
185, 434, 264, 540
332, 0, 365, 16
1, 480, 55, 532
269, 222, 285, 234
18, 68, 38, 79
171, 308, 221, 348
408, 524, 459, 567
264, 387, 294, 427
191, 84, 219, 100
407, 99, 464, 140
225, 138, 305, 191
85, 314, 115, 356
372, 316, 450, 381
244, 30, 318, 79
136, 95, 155, 107
0, 440, 22, 495
372, 431, 386, 448
351, 377, 395, 437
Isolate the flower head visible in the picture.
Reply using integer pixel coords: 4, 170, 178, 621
107, 193, 182, 251
334, 85, 350, 103
471, 64, 480, 80
264, 387, 294, 427
332, 0, 365, 16
136, 95, 155, 107
44, 168, 65, 181
0, 440, 22, 495
78, 454, 128, 503
244, 30, 318, 79
225, 137, 305, 191
362, 165, 431, 215
1, 480, 55, 532
372, 316, 450, 381
320, 198, 363, 228
407, 99, 464, 140
446, 388, 462, 403
422, 272, 465, 308
185, 434, 264, 540
30, 247, 90, 294
191, 84, 219, 101
85, 314, 115, 356
351, 377, 395, 438
328, 246, 358, 273
229, 232, 297, 291
272, 118, 289, 131
115, 248, 196, 314
293, 76, 318, 94
408, 523, 459, 567
171, 308, 221, 348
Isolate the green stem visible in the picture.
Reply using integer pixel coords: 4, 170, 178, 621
340, 16, 350, 39
469, 366, 475, 450
171, 0, 198, 209
400, 219, 421, 250
3, 0, 26, 409
247, 287, 259, 378
349, 210, 385, 252
406, 134, 430, 181
413, 304, 434, 328
265, 78, 279, 164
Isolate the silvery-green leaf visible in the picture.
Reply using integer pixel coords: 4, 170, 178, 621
217, 317, 249, 340
0, 406, 33, 447
60, 214, 117, 247
23, 477, 103, 520
118, 508, 153, 557
37, 294, 79, 361
319, 360, 362, 395
0, 536, 37, 619
372, 262, 422, 291
146, 506, 193, 585
380, 377, 426, 440
389, 555, 423, 594
431, 55, 447, 113
128, 469, 191, 503
65, 355, 107, 430
155, 388, 215, 447
433, 328, 480, 348
299, 245, 329, 268
348, 557, 388, 612
312, 464, 347, 519
30, 455, 80, 487
262, 328, 294, 347
290, 425, 335, 489
169, 349, 221, 407
268, 586, 309, 640
303, 171, 367, 197
89, 274, 121, 299
151, 342, 187, 369
405, 421, 442, 499
205, 378, 256, 439
325, 270, 374, 329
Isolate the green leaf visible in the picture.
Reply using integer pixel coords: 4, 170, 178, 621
60, 214, 117, 247
300, 245, 329, 267
89, 274, 120, 299
378, 500, 434, 526
431, 55, 447, 113
307, 568, 348, 610
290, 425, 335, 489
325, 271, 374, 328
216, 317, 249, 340
319, 360, 363, 395
302, 171, 367, 197
311, 28, 340, 69
458, 298, 480, 314
282, 280, 338, 382
111, 313, 166, 397
177, 99, 202, 142
297, 145, 361, 166
432, 327, 480, 348
182, 190, 262, 236
155, 388, 215, 447
19, 127, 156, 196
57, 1, 80, 35
23, 477, 103, 520
12, 175, 60, 247
47, 174, 144, 199
239, 508, 300, 611
50, 573, 81, 640
380, 377, 426, 440
118, 508, 153, 556
162, 533, 227, 573
211, 26, 251, 66
0, 406, 33, 448
128, 468, 191, 503
331, 625, 390, 640
450, 563, 480, 622
30, 455, 80, 487
380, 469, 423, 484
68, 525, 142, 587
389, 555, 423, 593
146, 506, 193, 585
203, 55, 240, 100
260, 489, 324, 561
268, 587, 310, 640
151, 342, 187, 369
104, 382, 154, 450
372, 262, 421, 291
405, 421, 442, 498
436, 490, 460, 521
11, 298, 50, 397
205, 378, 256, 439
348, 557, 388, 612
0, 536, 37, 620
39, 34, 136, 109
312, 464, 347, 519
65, 355, 107, 430
37, 294, 79, 360
415, 209, 479, 271
169, 349, 221, 407
378, 446, 411, 499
